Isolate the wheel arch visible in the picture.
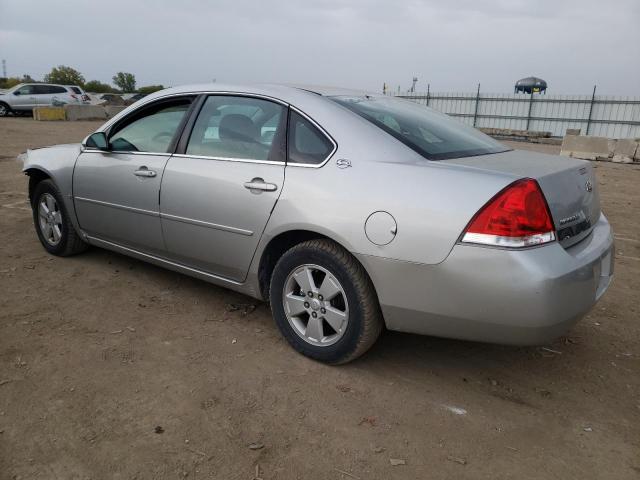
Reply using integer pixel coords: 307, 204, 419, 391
25, 168, 52, 204
256, 229, 380, 306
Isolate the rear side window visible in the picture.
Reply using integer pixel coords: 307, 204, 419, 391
34, 85, 67, 94
109, 98, 192, 153
287, 111, 334, 165
33, 85, 52, 94
69, 87, 82, 94
186, 96, 286, 162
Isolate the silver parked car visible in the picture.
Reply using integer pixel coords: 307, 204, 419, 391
0, 83, 88, 116
21, 84, 614, 363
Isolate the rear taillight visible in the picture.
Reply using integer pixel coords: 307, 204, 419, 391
461, 178, 556, 248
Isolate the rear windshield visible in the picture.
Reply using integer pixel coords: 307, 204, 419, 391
330, 96, 509, 160
69, 86, 82, 94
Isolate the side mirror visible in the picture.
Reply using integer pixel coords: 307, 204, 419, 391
85, 132, 109, 151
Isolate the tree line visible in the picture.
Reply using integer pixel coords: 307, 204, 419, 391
0, 65, 165, 95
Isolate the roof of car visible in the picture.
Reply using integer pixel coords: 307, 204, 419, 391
141, 83, 373, 103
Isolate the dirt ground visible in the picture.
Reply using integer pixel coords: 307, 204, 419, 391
1, 118, 639, 480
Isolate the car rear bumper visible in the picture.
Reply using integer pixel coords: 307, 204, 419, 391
356, 213, 614, 345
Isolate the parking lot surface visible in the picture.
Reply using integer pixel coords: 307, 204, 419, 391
1, 118, 639, 479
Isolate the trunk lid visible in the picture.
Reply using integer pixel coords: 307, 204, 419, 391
443, 149, 600, 248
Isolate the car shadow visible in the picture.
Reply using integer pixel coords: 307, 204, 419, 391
80, 246, 579, 386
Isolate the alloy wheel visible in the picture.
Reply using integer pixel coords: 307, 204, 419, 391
282, 264, 349, 347
38, 193, 63, 246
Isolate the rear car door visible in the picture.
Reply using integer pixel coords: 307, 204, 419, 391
32, 85, 56, 106
73, 96, 195, 255
160, 94, 287, 282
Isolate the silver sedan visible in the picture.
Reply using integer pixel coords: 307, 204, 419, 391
22, 84, 614, 363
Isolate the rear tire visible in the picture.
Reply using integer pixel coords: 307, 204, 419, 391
269, 239, 383, 364
32, 179, 88, 256
0, 102, 11, 117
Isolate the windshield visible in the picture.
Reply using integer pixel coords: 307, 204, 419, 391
330, 95, 510, 160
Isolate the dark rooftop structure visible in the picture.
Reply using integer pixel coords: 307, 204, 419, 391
515, 76, 548, 94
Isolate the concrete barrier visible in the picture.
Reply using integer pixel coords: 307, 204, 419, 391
63, 104, 108, 121
612, 139, 639, 163
560, 135, 610, 160
561, 134, 640, 163
104, 106, 127, 119
33, 106, 66, 121
479, 128, 552, 138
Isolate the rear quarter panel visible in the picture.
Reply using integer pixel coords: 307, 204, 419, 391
259, 131, 518, 266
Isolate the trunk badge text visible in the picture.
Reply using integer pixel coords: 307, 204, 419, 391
336, 159, 351, 169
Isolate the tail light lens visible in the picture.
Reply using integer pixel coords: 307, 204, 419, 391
461, 178, 556, 248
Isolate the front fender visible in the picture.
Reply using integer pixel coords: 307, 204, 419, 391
22, 143, 84, 237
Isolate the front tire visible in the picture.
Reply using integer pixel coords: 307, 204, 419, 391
0, 102, 12, 117
32, 179, 88, 256
269, 239, 383, 364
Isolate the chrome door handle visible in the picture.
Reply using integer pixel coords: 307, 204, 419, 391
134, 168, 157, 178
244, 178, 278, 192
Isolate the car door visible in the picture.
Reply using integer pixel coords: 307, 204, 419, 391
160, 94, 287, 282
32, 85, 55, 106
73, 96, 195, 255
11, 84, 37, 110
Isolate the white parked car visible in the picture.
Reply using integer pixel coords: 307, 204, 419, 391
0, 83, 89, 116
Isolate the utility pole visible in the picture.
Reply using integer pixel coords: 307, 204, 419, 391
410, 76, 418, 93
1, 59, 6, 79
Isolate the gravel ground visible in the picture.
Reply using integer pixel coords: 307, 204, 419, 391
0, 118, 639, 479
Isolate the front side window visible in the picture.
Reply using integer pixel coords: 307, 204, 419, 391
15, 85, 35, 95
186, 96, 286, 161
287, 111, 334, 165
330, 96, 509, 160
109, 98, 192, 153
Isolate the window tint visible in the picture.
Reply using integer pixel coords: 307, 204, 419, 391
109, 98, 192, 153
186, 96, 286, 161
288, 111, 334, 165
331, 96, 509, 160
31, 85, 66, 94
16, 85, 35, 95
69, 87, 82, 94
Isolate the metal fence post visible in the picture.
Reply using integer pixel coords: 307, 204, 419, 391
473, 83, 481, 127
525, 91, 534, 131
585, 85, 597, 136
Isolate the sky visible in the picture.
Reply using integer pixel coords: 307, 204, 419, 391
0, 0, 639, 95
